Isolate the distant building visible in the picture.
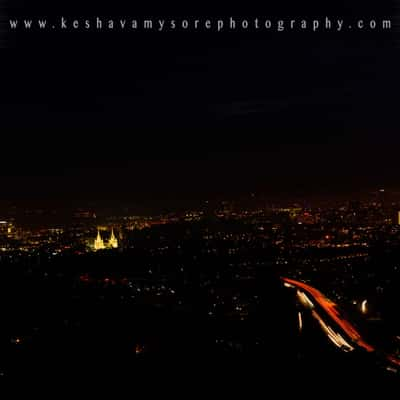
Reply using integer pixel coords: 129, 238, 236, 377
0, 220, 14, 238
93, 228, 118, 251
94, 229, 105, 250
397, 211, 400, 225
108, 228, 118, 248
73, 209, 95, 219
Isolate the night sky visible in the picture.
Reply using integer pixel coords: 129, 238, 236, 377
0, 0, 398, 209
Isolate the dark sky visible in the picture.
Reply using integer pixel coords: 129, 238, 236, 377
0, 0, 398, 209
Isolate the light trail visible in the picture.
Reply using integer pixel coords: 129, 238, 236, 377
283, 277, 400, 369
298, 312, 303, 333
297, 291, 314, 309
361, 300, 367, 314
311, 309, 354, 352
283, 277, 374, 352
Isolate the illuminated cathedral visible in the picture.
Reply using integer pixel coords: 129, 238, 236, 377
94, 228, 118, 251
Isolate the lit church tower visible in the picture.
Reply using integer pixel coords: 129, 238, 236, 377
108, 228, 119, 248
94, 229, 105, 250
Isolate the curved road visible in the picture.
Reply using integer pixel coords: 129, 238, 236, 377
282, 277, 374, 352
282, 277, 400, 369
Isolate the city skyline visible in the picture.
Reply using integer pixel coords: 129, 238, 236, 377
1, 185, 400, 216
2, 0, 399, 386
2, 149, 400, 209
2, 186, 400, 381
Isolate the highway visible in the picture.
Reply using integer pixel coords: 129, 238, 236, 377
282, 277, 374, 352
282, 277, 400, 370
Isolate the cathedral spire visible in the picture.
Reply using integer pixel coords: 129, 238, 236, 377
94, 228, 105, 250
109, 227, 118, 248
